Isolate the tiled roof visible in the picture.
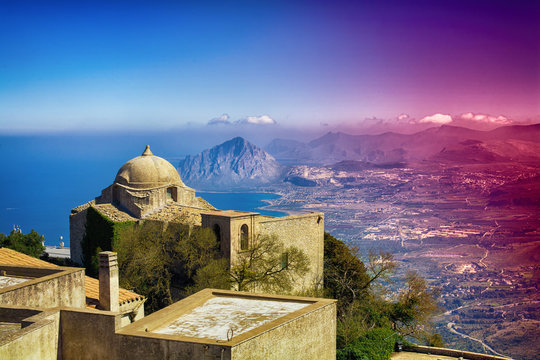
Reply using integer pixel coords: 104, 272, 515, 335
93, 203, 138, 222
0, 248, 56, 268
0, 247, 144, 307
75, 202, 217, 226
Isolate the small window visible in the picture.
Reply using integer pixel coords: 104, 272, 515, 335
281, 252, 289, 270
240, 224, 249, 250
166, 187, 177, 201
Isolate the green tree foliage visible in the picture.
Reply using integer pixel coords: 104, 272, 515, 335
324, 232, 442, 357
230, 234, 310, 294
324, 232, 370, 311
114, 221, 228, 313
0, 229, 45, 258
337, 327, 397, 360
387, 271, 441, 339
81, 206, 135, 277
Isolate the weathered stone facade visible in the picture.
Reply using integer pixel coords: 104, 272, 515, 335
0, 265, 85, 309
258, 213, 324, 289
114, 289, 337, 360
201, 211, 324, 291
0, 276, 337, 360
0, 307, 60, 360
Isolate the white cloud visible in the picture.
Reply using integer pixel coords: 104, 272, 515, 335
208, 113, 231, 125
419, 113, 453, 124
397, 113, 409, 121
459, 112, 510, 124
238, 115, 276, 125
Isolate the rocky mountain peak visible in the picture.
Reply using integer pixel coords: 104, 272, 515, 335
178, 137, 283, 190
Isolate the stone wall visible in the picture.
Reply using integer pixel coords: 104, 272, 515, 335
201, 214, 234, 258
200, 211, 324, 292
225, 215, 258, 261
0, 266, 85, 309
0, 306, 60, 360
60, 308, 119, 360
59, 305, 231, 360
110, 184, 198, 219
257, 213, 324, 290
69, 205, 89, 265
404, 345, 514, 360
231, 300, 336, 360
115, 332, 232, 360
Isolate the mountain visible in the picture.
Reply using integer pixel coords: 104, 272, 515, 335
265, 138, 313, 164
266, 124, 540, 165
178, 137, 283, 189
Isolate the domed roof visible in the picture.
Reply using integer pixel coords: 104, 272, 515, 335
114, 145, 185, 189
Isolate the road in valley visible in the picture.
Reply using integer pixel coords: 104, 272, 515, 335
446, 322, 509, 358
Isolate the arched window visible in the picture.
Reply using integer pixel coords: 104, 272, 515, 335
166, 187, 177, 202
240, 224, 249, 250
213, 224, 221, 244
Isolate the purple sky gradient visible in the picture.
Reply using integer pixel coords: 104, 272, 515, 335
0, 0, 538, 133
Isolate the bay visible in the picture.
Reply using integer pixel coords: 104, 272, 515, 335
197, 192, 286, 218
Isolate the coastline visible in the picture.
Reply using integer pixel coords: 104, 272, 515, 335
196, 191, 289, 217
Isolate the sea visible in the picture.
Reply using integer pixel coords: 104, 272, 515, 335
0, 134, 285, 247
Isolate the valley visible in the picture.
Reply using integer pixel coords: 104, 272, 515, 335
178, 123, 540, 360
259, 160, 540, 360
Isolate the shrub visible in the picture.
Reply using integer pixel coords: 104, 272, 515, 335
337, 327, 397, 360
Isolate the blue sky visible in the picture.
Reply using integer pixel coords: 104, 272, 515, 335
1, 1, 539, 134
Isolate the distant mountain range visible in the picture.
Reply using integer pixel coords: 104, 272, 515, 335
178, 124, 540, 189
266, 124, 540, 165
178, 137, 283, 190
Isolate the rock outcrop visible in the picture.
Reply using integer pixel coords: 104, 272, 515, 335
178, 137, 283, 189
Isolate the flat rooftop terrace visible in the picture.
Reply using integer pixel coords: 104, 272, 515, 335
154, 296, 309, 340
119, 289, 336, 346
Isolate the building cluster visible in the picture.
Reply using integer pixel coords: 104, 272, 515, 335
0, 248, 336, 359
0, 146, 334, 359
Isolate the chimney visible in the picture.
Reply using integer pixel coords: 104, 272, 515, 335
99, 251, 119, 312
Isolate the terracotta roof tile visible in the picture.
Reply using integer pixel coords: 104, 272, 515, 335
0, 248, 56, 268
0, 247, 144, 307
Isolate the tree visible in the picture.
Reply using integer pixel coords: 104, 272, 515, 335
365, 250, 397, 292
324, 232, 370, 311
387, 271, 441, 340
323, 232, 442, 353
114, 221, 228, 313
324, 233, 396, 316
0, 229, 45, 258
230, 234, 310, 294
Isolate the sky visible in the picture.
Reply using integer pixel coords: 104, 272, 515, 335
0, 0, 539, 135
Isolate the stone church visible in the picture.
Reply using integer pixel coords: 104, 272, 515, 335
70, 146, 324, 290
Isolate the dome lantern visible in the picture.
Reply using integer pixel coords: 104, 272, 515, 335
142, 145, 153, 156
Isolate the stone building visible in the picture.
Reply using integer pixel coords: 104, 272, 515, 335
70, 146, 324, 291
0, 248, 336, 359
0, 248, 145, 326
96, 145, 201, 218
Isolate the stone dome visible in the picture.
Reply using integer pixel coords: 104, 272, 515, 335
114, 145, 185, 189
